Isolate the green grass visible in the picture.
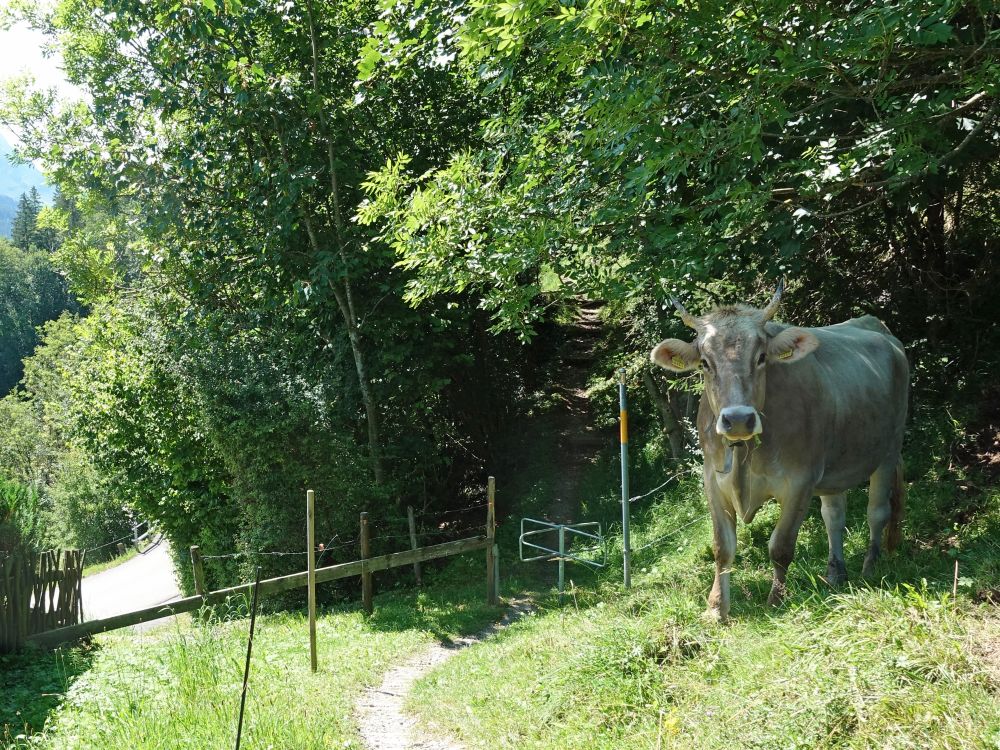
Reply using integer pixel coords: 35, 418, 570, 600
6, 396, 999, 750
407, 470, 1000, 750
2, 569, 503, 750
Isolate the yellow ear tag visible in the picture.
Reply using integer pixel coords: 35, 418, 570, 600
672, 355, 686, 369
778, 350, 793, 360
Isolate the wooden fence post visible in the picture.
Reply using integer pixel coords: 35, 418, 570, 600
190, 546, 206, 597
407, 505, 422, 586
307, 490, 318, 672
360, 512, 373, 615
486, 476, 497, 606
117, 542, 126, 557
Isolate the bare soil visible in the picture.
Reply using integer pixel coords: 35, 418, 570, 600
355, 601, 534, 750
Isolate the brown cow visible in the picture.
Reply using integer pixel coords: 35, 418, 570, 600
651, 281, 908, 621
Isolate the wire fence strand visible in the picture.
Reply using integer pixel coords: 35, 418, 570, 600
198, 522, 487, 563
626, 466, 700, 504
633, 514, 711, 552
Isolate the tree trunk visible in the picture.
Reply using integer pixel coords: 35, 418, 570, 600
642, 369, 685, 461
303, 0, 386, 487
345, 319, 386, 487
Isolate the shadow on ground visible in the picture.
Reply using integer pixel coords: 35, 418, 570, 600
1, 641, 96, 741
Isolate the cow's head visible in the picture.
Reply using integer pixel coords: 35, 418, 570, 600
650, 280, 819, 442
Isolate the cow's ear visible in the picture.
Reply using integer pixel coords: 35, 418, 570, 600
768, 327, 819, 363
651, 339, 699, 372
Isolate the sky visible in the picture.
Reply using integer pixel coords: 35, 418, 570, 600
0, 2, 79, 146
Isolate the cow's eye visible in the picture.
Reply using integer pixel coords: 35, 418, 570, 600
757, 352, 767, 366
700, 358, 711, 372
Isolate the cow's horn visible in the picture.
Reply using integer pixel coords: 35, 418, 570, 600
761, 278, 785, 321
670, 296, 700, 331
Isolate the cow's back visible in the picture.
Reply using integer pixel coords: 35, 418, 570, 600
762, 316, 908, 493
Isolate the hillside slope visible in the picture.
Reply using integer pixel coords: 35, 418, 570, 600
401, 324, 1000, 749
407, 467, 1000, 749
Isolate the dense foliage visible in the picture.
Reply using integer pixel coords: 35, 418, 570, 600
363, 0, 999, 378
1, 0, 538, 586
0, 235, 72, 395
0, 0, 995, 589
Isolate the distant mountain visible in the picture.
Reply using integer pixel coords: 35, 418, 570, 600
0, 194, 15, 237
0, 134, 54, 237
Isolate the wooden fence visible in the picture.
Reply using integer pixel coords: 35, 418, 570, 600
27, 478, 500, 650
1, 549, 84, 653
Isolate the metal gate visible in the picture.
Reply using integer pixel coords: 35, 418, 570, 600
519, 518, 605, 602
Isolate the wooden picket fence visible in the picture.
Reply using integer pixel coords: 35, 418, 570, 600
0, 549, 84, 653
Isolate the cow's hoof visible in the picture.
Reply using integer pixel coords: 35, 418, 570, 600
861, 556, 878, 579
703, 606, 728, 624
767, 586, 786, 607
826, 560, 847, 587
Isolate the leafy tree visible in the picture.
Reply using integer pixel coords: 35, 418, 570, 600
4, 0, 496, 489
363, 0, 999, 383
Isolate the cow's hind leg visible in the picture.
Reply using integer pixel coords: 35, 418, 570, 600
820, 493, 847, 586
862, 461, 895, 578
767, 490, 813, 606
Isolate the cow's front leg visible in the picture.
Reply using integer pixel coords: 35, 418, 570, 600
767, 490, 813, 606
707, 477, 737, 622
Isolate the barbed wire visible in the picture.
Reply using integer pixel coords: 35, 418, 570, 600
82, 523, 155, 554
198, 522, 487, 564
626, 467, 700, 505
370, 503, 488, 536
411, 502, 488, 519
632, 514, 710, 552
367, 524, 486, 546
201, 549, 309, 561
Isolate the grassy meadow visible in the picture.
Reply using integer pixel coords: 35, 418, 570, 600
4, 409, 999, 750
1, 567, 502, 750
406, 463, 1000, 750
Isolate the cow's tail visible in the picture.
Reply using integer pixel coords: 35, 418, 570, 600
885, 460, 905, 553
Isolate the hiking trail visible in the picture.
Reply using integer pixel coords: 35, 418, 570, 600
354, 302, 605, 750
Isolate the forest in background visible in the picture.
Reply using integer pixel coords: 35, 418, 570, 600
0, 0, 996, 592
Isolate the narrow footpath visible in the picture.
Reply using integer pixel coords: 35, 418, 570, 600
546, 300, 605, 528
354, 302, 606, 750
356, 601, 534, 750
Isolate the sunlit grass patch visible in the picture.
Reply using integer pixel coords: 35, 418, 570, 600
409, 581, 1000, 750
408, 462, 1000, 750
2, 579, 501, 750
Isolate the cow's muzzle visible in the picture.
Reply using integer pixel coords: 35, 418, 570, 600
716, 406, 762, 441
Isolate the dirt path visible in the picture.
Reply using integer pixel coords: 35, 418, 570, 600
355, 302, 604, 750
545, 301, 605, 528
356, 601, 534, 750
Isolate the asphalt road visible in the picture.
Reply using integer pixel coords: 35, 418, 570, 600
81, 537, 181, 622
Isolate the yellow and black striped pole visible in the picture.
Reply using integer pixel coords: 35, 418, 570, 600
618, 368, 631, 589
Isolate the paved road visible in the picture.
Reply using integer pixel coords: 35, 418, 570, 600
82, 538, 181, 622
